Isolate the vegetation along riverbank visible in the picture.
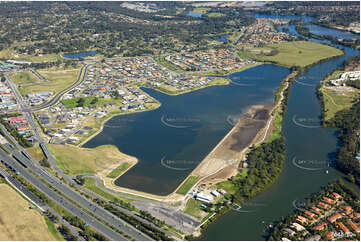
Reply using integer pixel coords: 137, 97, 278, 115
318, 55, 360, 185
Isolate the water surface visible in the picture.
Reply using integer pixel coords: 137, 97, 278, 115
84, 65, 290, 195
64, 51, 98, 59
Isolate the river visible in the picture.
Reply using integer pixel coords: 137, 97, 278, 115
200, 15, 359, 241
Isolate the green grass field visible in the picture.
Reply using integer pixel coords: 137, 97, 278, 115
61, 97, 114, 108
49, 144, 134, 176
207, 12, 226, 17
82, 177, 133, 203
184, 198, 204, 219
192, 7, 210, 14
10, 71, 39, 86
106, 163, 131, 179
19, 66, 81, 96
240, 41, 343, 68
320, 86, 359, 121
176, 176, 200, 195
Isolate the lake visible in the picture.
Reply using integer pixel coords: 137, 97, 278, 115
63, 51, 98, 59
187, 12, 202, 18
83, 64, 290, 195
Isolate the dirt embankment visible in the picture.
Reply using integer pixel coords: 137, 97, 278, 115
191, 103, 273, 183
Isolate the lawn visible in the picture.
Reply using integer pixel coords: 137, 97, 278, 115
9, 70, 39, 86
184, 198, 205, 219
0, 184, 56, 241
49, 144, 136, 176
61, 97, 115, 108
241, 41, 344, 68
106, 163, 131, 179
192, 7, 210, 14
83, 177, 133, 203
176, 176, 200, 195
320, 86, 359, 121
216, 180, 237, 194
19, 66, 81, 96
207, 12, 226, 17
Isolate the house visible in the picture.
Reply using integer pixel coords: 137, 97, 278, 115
296, 216, 309, 224
350, 212, 360, 220
331, 192, 343, 200
313, 222, 327, 231
336, 222, 350, 233
346, 220, 360, 232
291, 223, 305, 231
305, 235, 321, 241
323, 231, 334, 240
311, 206, 322, 215
318, 201, 331, 210
328, 213, 342, 223
304, 211, 317, 220
323, 196, 336, 205
340, 206, 353, 215
281, 238, 290, 241
283, 228, 295, 236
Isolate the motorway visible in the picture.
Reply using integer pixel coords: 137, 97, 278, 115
0, 148, 126, 241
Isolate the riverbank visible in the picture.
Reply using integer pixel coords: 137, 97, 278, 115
150, 77, 230, 96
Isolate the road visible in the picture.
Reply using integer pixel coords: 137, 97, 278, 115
5, 73, 153, 240
0, 166, 84, 240
0, 149, 126, 241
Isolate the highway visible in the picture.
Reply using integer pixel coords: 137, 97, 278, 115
11, 149, 152, 241
0, 148, 126, 241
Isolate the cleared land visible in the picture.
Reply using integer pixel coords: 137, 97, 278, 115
49, 144, 137, 176
0, 46, 62, 62
239, 41, 344, 68
19, 66, 81, 96
26, 145, 46, 162
9, 70, 39, 86
320, 85, 359, 121
0, 184, 55, 241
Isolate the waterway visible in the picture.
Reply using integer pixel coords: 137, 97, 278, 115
84, 64, 290, 195
200, 15, 360, 241
187, 12, 202, 18
63, 51, 98, 59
